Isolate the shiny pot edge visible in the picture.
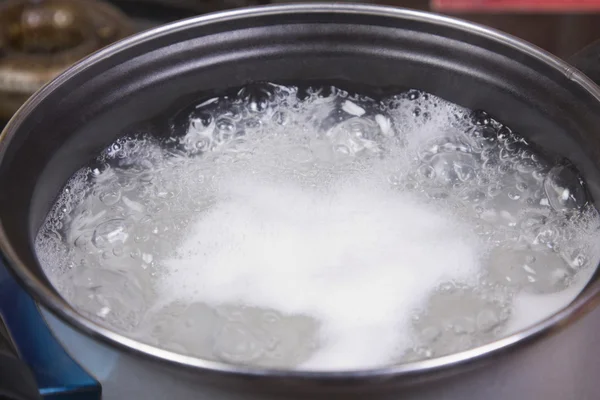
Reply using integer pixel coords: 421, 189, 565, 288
1, 2, 600, 384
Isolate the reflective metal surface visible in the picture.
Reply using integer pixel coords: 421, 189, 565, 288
2, 4, 600, 397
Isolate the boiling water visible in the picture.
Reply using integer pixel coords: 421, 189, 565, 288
35, 84, 600, 370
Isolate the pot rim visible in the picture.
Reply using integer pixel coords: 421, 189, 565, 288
2, 2, 600, 380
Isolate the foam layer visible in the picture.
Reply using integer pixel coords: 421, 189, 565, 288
160, 175, 484, 369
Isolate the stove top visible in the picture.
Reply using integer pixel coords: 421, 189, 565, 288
0, 261, 100, 399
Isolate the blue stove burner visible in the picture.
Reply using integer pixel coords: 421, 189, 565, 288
0, 260, 101, 399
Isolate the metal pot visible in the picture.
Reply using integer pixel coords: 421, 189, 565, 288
2, 4, 600, 399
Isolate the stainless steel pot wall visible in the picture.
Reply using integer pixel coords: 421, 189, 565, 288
2, 4, 600, 399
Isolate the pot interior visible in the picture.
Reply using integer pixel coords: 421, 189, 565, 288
2, 5, 600, 360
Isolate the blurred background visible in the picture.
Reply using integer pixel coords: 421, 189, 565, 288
2, 0, 600, 127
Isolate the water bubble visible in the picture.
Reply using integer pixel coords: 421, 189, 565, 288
471, 110, 492, 126
408, 91, 420, 101
498, 164, 512, 175
516, 159, 539, 174
92, 219, 130, 249
482, 158, 500, 170
429, 152, 476, 187
245, 118, 262, 132
473, 127, 497, 148
532, 170, 546, 182
215, 118, 236, 139
508, 191, 521, 201
191, 113, 213, 131
130, 248, 141, 259
544, 165, 587, 212
195, 138, 210, 152
74, 233, 93, 251
496, 126, 511, 142
516, 182, 528, 192
487, 184, 503, 197
388, 174, 402, 187
213, 323, 264, 363
499, 148, 514, 161
272, 111, 289, 126
99, 188, 121, 206
561, 248, 589, 270
112, 246, 124, 257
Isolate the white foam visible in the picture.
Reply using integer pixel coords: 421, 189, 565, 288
158, 174, 486, 370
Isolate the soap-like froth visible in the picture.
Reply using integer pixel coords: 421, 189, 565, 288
160, 175, 484, 369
